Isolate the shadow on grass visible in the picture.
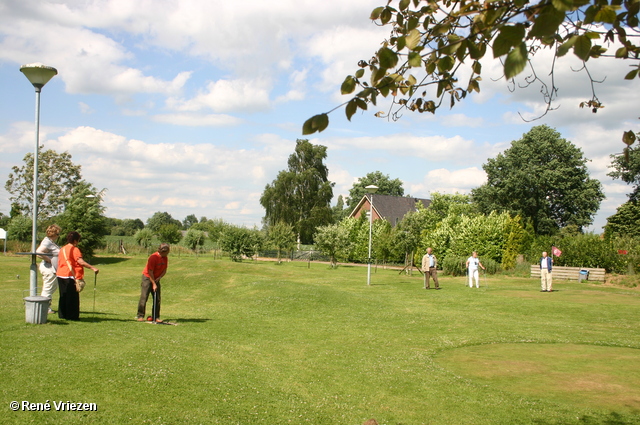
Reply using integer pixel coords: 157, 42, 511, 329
64, 312, 212, 325
532, 411, 638, 425
47, 312, 132, 324
577, 411, 634, 425
92, 256, 132, 265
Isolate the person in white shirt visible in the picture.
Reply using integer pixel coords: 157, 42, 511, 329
539, 251, 553, 292
465, 251, 485, 288
36, 224, 61, 313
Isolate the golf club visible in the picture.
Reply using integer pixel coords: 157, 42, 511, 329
484, 268, 488, 288
92, 272, 97, 314
152, 287, 157, 324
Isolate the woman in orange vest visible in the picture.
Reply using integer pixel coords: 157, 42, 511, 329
56, 231, 99, 320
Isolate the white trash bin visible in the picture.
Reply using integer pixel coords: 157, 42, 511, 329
24, 296, 50, 324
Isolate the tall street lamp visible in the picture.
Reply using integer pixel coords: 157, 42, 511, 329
20, 63, 58, 297
365, 185, 378, 286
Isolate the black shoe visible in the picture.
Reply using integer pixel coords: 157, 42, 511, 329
425, 287, 431, 290
435, 287, 441, 290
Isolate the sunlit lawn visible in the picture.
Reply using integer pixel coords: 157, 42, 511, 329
1, 254, 639, 424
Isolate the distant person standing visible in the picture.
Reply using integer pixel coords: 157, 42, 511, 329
540, 251, 553, 292
36, 224, 61, 313
421, 247, 440, 290
56, 231, 99, 320
466, 251, 485, 288
137, 243, 170, 322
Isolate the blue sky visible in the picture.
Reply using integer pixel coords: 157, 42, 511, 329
0, 0, 638, 232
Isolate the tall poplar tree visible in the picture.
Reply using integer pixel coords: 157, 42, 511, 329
260, 139, 334, 244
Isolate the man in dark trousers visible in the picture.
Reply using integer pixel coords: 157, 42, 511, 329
137, 243, 170, 322
421, 247, 441, 289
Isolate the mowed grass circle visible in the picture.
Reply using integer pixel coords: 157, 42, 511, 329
435, 343, 640, 412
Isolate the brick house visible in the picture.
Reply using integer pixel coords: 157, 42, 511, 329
349, 194, 431, 226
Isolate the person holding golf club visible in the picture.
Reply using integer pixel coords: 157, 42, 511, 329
36, 224, 61, 314
137, 243, 170, 322
421, 247, 440, 289
466, 251, 486, 288
56, 231, 99, 321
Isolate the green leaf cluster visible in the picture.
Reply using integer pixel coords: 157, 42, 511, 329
183, 228, 207, 252
56, 182, 108, 259
418, 211, 527, 267
314, 223, 353, 268
266, 222, 297, 263
218, 225, 264, 262
304, 0, 640, 135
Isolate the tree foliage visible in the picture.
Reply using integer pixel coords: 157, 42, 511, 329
340, 215, 397, 263
218, 226, 264, 262
260, 139, 334, 244
419, 210, 528, 267
134, 229, 154, 249
609, 142, 640, 202
346, 171, 405, 211
332, 195, 350, 222
191, 218, 231, 242
183, 228, 206, 252
266, 222, 297, 263
303, 0, 640, 135
604, 200, 640, 238
5, 147, 82, 220
56, 182, 108, 259
7, 215, 32, 242
157, 224, 183, 244
182, 214, 199, 230
106, 217, 144, 236
146, 212, 182, 234
393, 209, 427, 266
526, 233, 626, 273
314, 223, 353, 268
472, 125, 604, 235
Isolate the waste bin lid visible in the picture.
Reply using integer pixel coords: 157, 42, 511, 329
24, 296, 50, 302
579, 270, 589, 274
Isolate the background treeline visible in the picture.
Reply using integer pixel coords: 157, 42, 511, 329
2, 194, 639, 277
2, 126, 638, 279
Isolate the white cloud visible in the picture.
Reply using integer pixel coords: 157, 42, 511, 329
151, 113, 243, 127
304, 25, 389, 94
411, 167, 487, 195
439, 114, 485, 128
166, 78, 272, 113
3, 125, 291, 222
78, 102, 94, 114
324, 133, 477, 163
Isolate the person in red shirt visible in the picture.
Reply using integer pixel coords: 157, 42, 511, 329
137, 243, 170, 322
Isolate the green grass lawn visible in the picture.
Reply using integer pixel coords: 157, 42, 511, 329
1, 255, 639, 424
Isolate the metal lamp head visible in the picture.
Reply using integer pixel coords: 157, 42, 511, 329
20, 63, 58, 90
365, 184, 379, 194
